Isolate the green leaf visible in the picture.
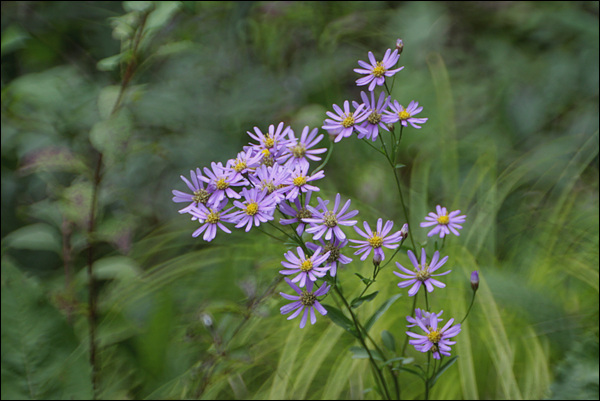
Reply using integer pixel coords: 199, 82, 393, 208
1, 24, 30, 57
3, 223, 61, 254
384, 356, 414, 366
396, 366, 425, 380
395, 163, 406, 169
364, 294, 402, 333
349, 346, 384, 361
354, 272, 374, 285
381, 330, 396, 352
350, 291, 379, 308
428, 356, 459, 388
90, 256, 142, 282
322, 304, 359, 338
89, 110, 133, 166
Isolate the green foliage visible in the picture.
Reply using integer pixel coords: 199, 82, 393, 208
1, 1, 598, 400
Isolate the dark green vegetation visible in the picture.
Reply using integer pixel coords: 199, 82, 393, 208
1, 1, 598, 399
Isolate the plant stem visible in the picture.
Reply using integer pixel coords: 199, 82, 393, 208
460, 291, 477, 324
401, 293, 418, 356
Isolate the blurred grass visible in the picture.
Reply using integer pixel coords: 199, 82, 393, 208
1, 1, 599, 400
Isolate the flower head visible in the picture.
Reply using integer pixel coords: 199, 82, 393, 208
322, 100, 368, 143
230, 187, 277, 232
284, 164, 325, 201
406, 312, 461, 359
248, 164, 291, 204
227, 148, 263, 175
420, 205, 466, 238
200, 162, 247, 206
350, 218, 405, 262
278, 126, 327, 170
394, 248, 451, 296
279, 192, 323, 236
352, 91, 391, 142
186, 201, 236, 242
303, 193, 359, 241
172, 168, 212, 209
354, 49, 404, 91
280, 279, 330, 328
406, 308, 443, 328
279, 246, 331, 288
306, 237, 352, 277
383, 100, 428, 129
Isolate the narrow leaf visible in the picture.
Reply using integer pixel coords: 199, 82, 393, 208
322, 304, 359, 338
364, 294, 402, 333
381, 330, 396, 352
429, 356, 459, 388
350, 291, 379, 308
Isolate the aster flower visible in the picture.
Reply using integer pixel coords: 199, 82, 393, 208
303, 193, 359, 241
279, 246, 331, 288
284, 164, 325, 201
354, 48, 404, 91
230, 187, 277, 232
226, 148, 263, 175
246, 122, 293, 162
280, 279, 330, 328
406, 312, 461, 359
322, 100, 368, 143
383, 100, 428, 129
394, 248, 451, 297
352, 91, 391, 142
406, 308, 443, 328
186, 200, 237, 242
279, 192, 324, 236
420, 205, 466, 238
278, 126, 327, 169
350, 218, 405, 262
172, 168, 212, 209
248, 164, 291, 204
200, 161, 248, 206
306, 237, 352, 277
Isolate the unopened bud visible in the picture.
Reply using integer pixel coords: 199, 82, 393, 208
470, 271, 479, 292
395, 39, 404, 54
400, 223, 409, 239
373, 252, 382, 267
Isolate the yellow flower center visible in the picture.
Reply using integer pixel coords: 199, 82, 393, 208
293, 176, 307, 187
216, 178, 229, 190
206, 210, 220, 224
300, 259, 313, 272
323, 211, 338, 228
193, 189, 210, 205
262, 181, 276, 193
368, 235, 383, 248
415, 264, 431, 282
427, 330, 442, 344
234, 160, 247, 172
264, 137, 275, 148
341, 114, 355, 128
398, 110, 411, 120
372, 62, 386, 78
367, 110, 382, 125
324, 243, 340, 263
245, 202, 259, 216
437, 215, 449, 225
292, 144, 306, 158
296, 207, 312, 220
300, 290, 317, 306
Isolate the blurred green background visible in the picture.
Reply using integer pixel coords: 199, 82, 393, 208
1, 1, 598, 399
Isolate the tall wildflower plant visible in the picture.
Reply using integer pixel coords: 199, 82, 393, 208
173, 40, 478, 400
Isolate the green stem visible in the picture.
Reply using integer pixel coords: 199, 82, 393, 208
424, 290, 430, 312
460, 291, 477, 324
310, 139, 334, 176
401, 293, 418, 356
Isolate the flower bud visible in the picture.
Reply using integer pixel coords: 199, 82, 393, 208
395, 39, 404, 54
373, 252, 382, 267
470, 271, 479, 292
400, 223, 409, 239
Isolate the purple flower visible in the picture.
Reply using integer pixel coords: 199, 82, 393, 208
280, 279, 330, 328
354, 48, 404, 91
186, 201, 237, 242
227, 148, 263, 175
248, 164, 291, 204
420, 205, 466, 238
279, 246, 331, 288
406, 312, 461, 359
322, 100, 368, 143
383, 100, 428, 129
306, 237, 352, 277
172, 168, 212, 209
278, 126, 327, 170
284, 164, 325, 201
394, 248, 451, 297
200, 162, 247, 206
230, 188, 277, 232
350, 218, 405, 262
279, 192, 323, 235
353, 91, 391, 142
303, 193, 359, 241
246, 122, 293, 155
406, 308, 443, 328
